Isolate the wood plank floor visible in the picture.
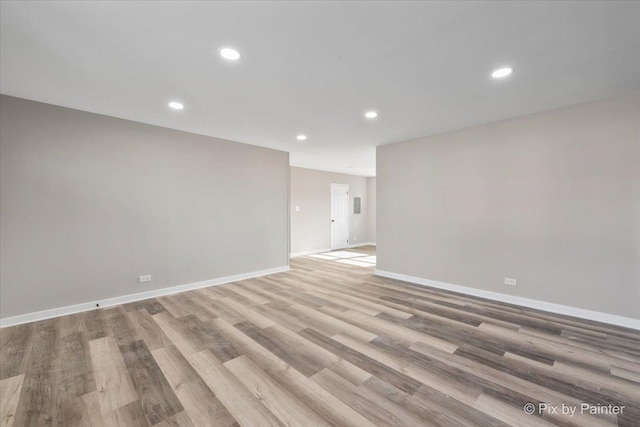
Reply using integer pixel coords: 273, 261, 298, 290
1, 246, 639, 426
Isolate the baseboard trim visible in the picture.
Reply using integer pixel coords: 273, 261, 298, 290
290, 242, 377, 258
290, 248, 332, 258
348, 242, 376, 248
0, 265, 290, 328
375, 270, 640, 331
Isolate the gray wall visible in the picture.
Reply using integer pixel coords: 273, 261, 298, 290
0, 95, 289, 318
378, 93, 640, 319
367, 177, 376, 243
290, 166, 372, 255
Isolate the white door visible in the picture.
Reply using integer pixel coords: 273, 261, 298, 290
331, 183, 349, 249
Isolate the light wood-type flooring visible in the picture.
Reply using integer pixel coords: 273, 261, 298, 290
1, 246, 639, 426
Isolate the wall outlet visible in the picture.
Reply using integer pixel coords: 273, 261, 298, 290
295, 206, 301, 212
353, 237, 357, 241
504, 277, 517, 286
139, 275, 151, 283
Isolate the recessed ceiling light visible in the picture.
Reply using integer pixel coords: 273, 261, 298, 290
365, 111, 378, 119
220, 48, 241, 61
168, 101, 184, 110
491, 67, 514, 79
296, 135, 307, 141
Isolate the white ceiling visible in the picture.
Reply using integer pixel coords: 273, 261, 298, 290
2, 1, 639, 177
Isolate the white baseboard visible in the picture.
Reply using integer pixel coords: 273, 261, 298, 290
348, 242, 376, 248
375, 270, 640, 331
290, 248, 332, 258
290, 242, 376, 258
0, 265, 290, 328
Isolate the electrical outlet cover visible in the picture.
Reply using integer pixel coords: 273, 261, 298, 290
504, 277, 517, 286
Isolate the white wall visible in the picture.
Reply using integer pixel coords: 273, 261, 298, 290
377, 93, 640, 319
367, 177, 376, 243
290, 166, 373, 255
0, 95, 290, 319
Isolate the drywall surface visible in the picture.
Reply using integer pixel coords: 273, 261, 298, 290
290, 166, 371, 254
377, 93, 640, 319
1, 95, 289, 318
367, 177, 376, 243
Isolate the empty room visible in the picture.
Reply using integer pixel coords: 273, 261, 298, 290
1, 1, 639, 426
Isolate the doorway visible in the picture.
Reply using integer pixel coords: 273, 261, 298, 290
330, 183, 349, 249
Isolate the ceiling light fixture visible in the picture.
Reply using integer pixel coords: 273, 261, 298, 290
296, 135, 307, 141
168, 101, 184, 110
220, 48, 241, 61
365, 111, 378, 119
491, 67, 514, 79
